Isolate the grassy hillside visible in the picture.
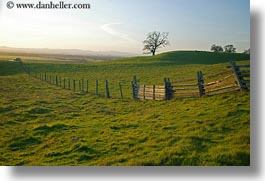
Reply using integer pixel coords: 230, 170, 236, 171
113, 51, 250, 65
0, 51, 121, 63
21, 51, 250, 98
0, 51, 250, 166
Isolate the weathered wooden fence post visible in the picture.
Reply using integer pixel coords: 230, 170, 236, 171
82, 78, 84, 92
164, 78, 168, 100
230, 61, 249, 91
86, 80, 89, 93
143, 85, 146, 100
197, 71, 205, 96
153, 85, 156, 100
55, 75, 58, 86
68, 79, 71, 90
132, 75, 138, 99
79, 80, 81, 91
164, 78, 173, 100
45, 73, 47, 82
63, 79, 66, 89
105, 80, 110, 98
59, 77, 61, 87
73, 80, 76, 91
55, 76, 57, 86
96, 80, 99, 95
119, 82, 123, 99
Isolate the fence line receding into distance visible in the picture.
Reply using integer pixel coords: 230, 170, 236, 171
16, 58, 250, 101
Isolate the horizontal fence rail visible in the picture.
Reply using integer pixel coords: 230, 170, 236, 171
230, 61, 250, 91
132, 76, 173, 100
17, 58, 250, 101
138, 85, 165, 100
170, 61, 250, 98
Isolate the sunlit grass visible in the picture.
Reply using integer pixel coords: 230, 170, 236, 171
0, 51, 250, 166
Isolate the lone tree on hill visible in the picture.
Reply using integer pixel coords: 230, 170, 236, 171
224, 44, 236, 53
143, 31, 169, 56
211, 44, 223, 52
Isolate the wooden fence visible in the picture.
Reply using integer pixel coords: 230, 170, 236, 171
36, 74, 125, 99
138, 85, 165, 100
171, 76, 200, 98
170, 61, 250, 98
132, 76, 173, 100
229, 61, 250, 91
17, 58, 127, 99
204, 69, 239, 96
18, 58, 250, 101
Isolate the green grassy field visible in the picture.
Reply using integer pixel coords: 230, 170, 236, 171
0, 51, 250, 166
0, 51, 126, 63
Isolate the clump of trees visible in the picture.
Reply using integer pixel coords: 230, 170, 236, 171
211, 44, 223, 53
210, 44, 237, 53
224, 45, 236, 53
143, 31, 169, 56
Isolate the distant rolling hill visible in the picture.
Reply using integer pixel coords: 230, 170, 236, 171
117, 51, 250, 65
0, 48, 250, 64
0, 46, 138, 62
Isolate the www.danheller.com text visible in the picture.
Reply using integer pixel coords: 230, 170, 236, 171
6, 1, 91, 10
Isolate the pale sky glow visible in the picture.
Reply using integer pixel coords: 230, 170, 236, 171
0, 0, 250, 53
101, 23, 139, 43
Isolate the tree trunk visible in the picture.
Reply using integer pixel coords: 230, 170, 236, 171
152, 48, 156, 56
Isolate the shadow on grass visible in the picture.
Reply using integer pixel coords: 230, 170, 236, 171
34, 124, 78, 136
8, 137, 42, 151
0, 62, 24, 76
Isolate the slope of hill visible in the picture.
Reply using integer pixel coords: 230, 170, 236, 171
0, 46, 137, 57
0, 51, 250, 166
114, 51, 250, 65
0, 46, 138, 62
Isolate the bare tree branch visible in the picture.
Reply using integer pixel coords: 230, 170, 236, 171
143, 31, 169, 56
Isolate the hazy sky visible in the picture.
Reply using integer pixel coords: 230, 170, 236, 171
0, 0, 250, 53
